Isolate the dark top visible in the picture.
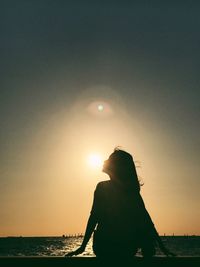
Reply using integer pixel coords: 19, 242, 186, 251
90, 180, 156, 254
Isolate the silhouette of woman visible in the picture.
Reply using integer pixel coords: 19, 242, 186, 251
66, 148, 175, 257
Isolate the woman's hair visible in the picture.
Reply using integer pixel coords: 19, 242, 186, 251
106, 147, 141, 192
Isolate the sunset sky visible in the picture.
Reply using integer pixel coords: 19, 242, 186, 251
1, 1, 200, 236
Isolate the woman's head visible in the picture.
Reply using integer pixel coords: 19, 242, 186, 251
102, 148, 141, 191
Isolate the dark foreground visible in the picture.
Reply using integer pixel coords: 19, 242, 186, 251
0, 256, 200, 267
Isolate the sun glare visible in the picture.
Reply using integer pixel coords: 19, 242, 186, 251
87, 154, 103, 169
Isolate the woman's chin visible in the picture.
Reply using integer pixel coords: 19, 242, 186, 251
102, 167, 108, 174
102, 169, 112, 177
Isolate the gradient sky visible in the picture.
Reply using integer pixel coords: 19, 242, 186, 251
1, 1, 200, 236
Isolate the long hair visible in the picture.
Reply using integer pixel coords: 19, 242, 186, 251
104, 148, 141, 192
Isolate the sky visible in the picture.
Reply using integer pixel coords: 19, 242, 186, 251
0, 1, 200, 236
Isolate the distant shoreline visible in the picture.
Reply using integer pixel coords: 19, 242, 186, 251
1, 235, 199, 238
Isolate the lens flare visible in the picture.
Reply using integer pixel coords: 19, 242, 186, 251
97, 104, 104, 111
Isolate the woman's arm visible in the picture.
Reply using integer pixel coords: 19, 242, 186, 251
152, 227, 176, 256
65, 184, 101, 257
65, 213, 97, 256
139, 194, 176, 257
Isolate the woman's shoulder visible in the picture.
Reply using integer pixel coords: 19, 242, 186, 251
96, 180, 111, 190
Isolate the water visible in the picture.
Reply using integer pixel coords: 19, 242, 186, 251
0, 236, 199, 257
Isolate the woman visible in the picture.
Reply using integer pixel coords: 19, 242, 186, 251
66, 148, 174, 257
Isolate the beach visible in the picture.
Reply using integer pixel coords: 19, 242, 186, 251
0, 256, 200, 267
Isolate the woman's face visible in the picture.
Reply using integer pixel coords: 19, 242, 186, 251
102, 154, 116, 175
102, 159, 109, 174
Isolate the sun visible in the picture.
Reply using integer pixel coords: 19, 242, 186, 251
87, 153, 103, 169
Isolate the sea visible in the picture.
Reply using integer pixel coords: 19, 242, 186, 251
0, 236, 199, 257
